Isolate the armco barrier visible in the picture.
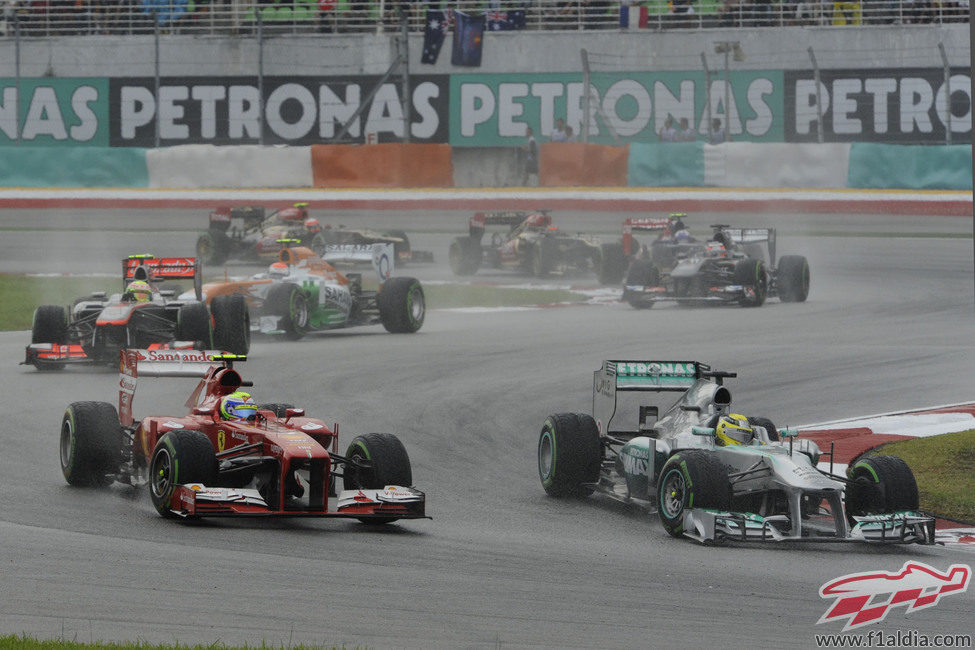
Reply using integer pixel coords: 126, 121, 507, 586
702, 142, 852, 188
146, 145, 313, 189
848, 143, 973, 190
539, 143, 629, 187
0, 146, 148, 187
628, 142, 704, 187
311, 143, 453, 188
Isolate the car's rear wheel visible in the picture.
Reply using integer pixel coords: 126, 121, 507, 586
656, 450, 730, 538
623, 260, 660, 309
448, 236, 481, 276
211, 294, 250, 354
265, 283, 309, 340
537, 413, 601, 497
377, 277, 425, 334
60, 401, 123, 487
846, 455, 919, 519
343, 433, 413, 524
777, 255, 810, 303
597, 242, 626, 285
734, 258, 768, 307
149, 430, 217, 518
176, 301, 213, 347
196, 229, 230, 266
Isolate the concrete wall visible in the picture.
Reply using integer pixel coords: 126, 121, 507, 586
0, 25, 967, 78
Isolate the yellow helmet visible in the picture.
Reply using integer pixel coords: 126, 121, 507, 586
125, 280, 152, 302
715, 413, 754, 446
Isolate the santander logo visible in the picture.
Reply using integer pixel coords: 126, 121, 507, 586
818, 561, 971, 631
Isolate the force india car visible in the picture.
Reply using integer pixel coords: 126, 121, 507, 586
59, 349, 426, 523
24, 255, 250, 371
448, 211, 602, 278
620, 224, 810, 308
187, 242, 424, 339
195, 203, 431, 267
537, 360, 935, 545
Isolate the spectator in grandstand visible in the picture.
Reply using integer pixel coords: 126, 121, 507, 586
659, 115, 678, 142
522, 125, 539, 186
583, 0, 611, 28
551, 117, 568, 142
709, 118, 729, 144
677, 117, 696, 142
564, 125, 578, 142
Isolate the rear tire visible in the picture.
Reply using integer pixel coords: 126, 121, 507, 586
149, 430, 217, 518
377, 277, 425, 334
846, 455, 919, 519
597, 242, 626, 285
656, 450, 730, 538
60, 401, 123, 487
211, 294, 250, 354
537, 413, 601, 497
448, 236, 481, 276
176, 302, 212, 347
196, 229, 230, 266
777, 255, 810, 303
531, 239, 558, 277
264, 283, 309, 341
622, 260, 660, 309
734, 258, 768, 307
343, 433, 414, 524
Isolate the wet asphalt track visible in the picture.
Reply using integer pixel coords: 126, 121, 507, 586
0, 207, 974, 648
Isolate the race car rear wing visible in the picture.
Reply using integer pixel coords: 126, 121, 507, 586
118, 348, 242, 426
123, 255, 203, 300
209, 205, 266, 226
712, 226, 777, 264
319, 242, 395, 281
622, 218, 671, 256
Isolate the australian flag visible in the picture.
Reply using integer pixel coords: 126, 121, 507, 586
451, 11, 485, 67
486, 8, 526, 31
421, 9, 448, 65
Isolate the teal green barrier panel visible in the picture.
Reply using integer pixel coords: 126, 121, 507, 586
848, 143, 972, 190
0, 147, 149, 187
627, 142, 705, 187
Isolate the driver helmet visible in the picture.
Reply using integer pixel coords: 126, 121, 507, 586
524, 213, 552, 231
674, 229, 691, 242
219, 391, 257, 421
669, 213, 687, 232
125, 280, 152, 302
715, 413, 755, 446
268, 262, 289, 279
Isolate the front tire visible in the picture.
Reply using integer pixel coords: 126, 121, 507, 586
31, 305, 69, 371
264, 283, 309, 340
734, 258, 768, 307
846, 455, 919, 519
176, 301, 213, 347
622, 260, 660, 309
60, 401, 123, 487
537, 413, 601, 497
747, 416, 780, 442
196, 229, 230, 266
377, 277, 425, 334
149, 430, 217, 518
656, 450, 730, 538
211, 294, 250, 354
776, 255, 810, 303
343, 433, 414, 524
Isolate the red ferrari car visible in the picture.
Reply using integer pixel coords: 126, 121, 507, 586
59, 349, 427, 523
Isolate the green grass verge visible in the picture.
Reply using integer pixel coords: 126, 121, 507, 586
0, 636, 358, 650
0, 275, 586, 332
874, 429, 975, 523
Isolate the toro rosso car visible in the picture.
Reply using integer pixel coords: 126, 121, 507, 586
620, 223, 810, 308
24, 255, 249, 371
187, 242, 424, 339
448, 211, 601, 278
537, 360, 935, 545
59, 349, 427, 523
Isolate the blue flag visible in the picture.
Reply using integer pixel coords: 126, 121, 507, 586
421, 9, 448, 65
486, 9, 526, 31
451, 11, 485, 67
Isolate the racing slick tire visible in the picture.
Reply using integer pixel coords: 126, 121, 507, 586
531, 239, 558, 278
196, 229, 230, 266
60, 401, 124, 487
31, 305, 69, 371
448, 236, 481, 276
377, 277, 425, 334
733, 258, 768, 307
656, 450, 731, 538
597, 242, 626, 285
776, 255, 810, 303
265, 283, 309, 341
537, 413, 601, 497
176, 301, 213, 348
258, 403, 296, 419
845, 455, 920, 519
211, 294, 251, 354
343, 433, 413, 524
149, 430, 218, 518
747, 416, 780, 443
622, 260, 660, 310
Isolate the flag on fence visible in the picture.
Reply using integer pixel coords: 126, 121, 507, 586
619, 4, 648, 28
486, 9, 526, 31
421, 9, 448, 64
452, 11, 485, 67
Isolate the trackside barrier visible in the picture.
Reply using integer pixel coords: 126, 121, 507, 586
538, 142, 629, 187
702, 142, 852, 188
146, 145, 313, 189
847, 142, 973, 190
310, 143, 453, 188
628, 142, 705, 187
0, 146, 148, 187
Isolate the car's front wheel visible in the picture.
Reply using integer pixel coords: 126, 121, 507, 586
343, 433, 414, 524
656, 450, 730, 538
149, 430, 217, 518
846, 455, 919, 520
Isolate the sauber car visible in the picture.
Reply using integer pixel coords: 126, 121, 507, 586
59, 349, 427, 523
188, 242, 424, 339
24, 255, 249, 371
448, 210, 601, 278
620, 223, 810, 308
537, 360, 934, 545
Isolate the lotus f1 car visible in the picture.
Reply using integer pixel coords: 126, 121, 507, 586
24, 255, 250, 371
59, 349, 427, 523
189, 242, 424, 339
620, 224, 810, 308
448, 211, 601, 278
537, 360, 935, 545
